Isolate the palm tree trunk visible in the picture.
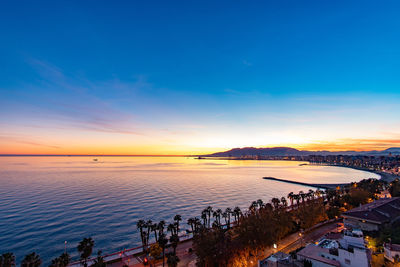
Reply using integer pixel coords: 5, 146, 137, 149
162, 249, 165, 267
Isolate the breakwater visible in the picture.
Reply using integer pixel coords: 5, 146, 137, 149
262, 177, 348, 189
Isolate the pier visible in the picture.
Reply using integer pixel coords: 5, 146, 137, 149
263, 177, 348, 189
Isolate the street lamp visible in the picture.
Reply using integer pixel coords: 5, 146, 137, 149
64, 241, 67, 254
299, 229, 304, 247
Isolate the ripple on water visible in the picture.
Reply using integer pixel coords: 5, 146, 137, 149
0, 157, 379, 264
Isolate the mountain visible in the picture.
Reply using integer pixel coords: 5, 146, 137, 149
207, 147, 400, 157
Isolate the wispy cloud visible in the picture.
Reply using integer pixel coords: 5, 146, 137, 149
0, 135, 61, 149
15, 59, 150, 136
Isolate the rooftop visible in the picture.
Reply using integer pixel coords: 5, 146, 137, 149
385, 243, 400, 252
342, 197, 400, 224
297, 245, 340, 267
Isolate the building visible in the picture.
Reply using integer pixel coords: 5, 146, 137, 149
384, 243, 400, 262
258, 251, 294, 267
342, 197, 400, 231
375, 189, 391, 199
296, 229, 370, 267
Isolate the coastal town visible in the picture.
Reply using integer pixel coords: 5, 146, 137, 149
2, 156, 400, 267
2, 1, 400, 267
218, 154, 400, 179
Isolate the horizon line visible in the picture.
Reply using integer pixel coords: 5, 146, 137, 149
0, 154, 192, 157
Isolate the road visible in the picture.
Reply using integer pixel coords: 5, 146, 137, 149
111, 220, 341, 267
250, 219, 342, 266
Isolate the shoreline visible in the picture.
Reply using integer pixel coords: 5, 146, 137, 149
308, 162, 398, 183
201, 156, 398, 183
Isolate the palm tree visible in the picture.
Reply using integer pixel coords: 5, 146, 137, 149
49, 257, 61, 267
49, 253, 70, 267
293, 194, 300, 208
281, 197, 288, 207
158, 233, 168, 267
288, 192, 294, 207
213, 209, 222, 226
137, 220, 146, 251
77, 237, 94, 267
59, 253, 70, 267
173, 215, 182, 234
169, 234, 180, 255
201, 211, 207, 227
158, 220, 166, 236
21, 253, 41, 267
308, 189, 315, 200
249, 201, 258, 212
187, 218, 195, 233
166, 253, 180, 267
256, 199, 264, 209
145, 220, 153, 250
91, 251, 106, 267
223, 208, 232, 228
315, 189, 322, 198
233, 206, 241, 222
271, 197, 281, 210
206, 206, 213, 228
194, 217, 202, 232
299, 191, 306, 205
167, 223, 176, 236
226, 208, 232, 226
0, 253, 15, 267
151, 223, 159, 242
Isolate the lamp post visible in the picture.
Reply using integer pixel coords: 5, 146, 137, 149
64, 241, 67, 254
299, 229, 304, 247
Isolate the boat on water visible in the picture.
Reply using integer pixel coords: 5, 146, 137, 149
93, 158, 98, 161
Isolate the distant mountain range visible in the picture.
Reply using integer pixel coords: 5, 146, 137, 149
207, 147, 400, 157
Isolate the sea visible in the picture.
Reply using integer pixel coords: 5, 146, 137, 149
0, 156, 380, 264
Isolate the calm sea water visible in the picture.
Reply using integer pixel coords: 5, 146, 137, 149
0, 156, 379, 264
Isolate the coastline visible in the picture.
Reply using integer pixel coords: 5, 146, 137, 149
202, 156, 398, 183
308, 163, 398, 183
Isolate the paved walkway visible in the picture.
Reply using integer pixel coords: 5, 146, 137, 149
73, 220, 341, 267
250, 219, 342, 266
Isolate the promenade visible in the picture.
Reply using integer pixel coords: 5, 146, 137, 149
80, 219, 341, 267
250, 219, 342, 267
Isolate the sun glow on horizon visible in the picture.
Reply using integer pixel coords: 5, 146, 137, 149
1, 1, 400, 155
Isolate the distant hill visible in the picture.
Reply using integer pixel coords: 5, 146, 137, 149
207, 147, 400, 157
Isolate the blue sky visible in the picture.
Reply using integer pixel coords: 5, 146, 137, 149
1, 1, 400, 154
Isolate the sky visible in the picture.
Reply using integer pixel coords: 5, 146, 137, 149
1, 0, 400, 155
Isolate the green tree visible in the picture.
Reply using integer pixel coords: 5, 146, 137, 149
149, 243, 162, 264
137, 219, 147, 252
49, 253, 70, 267
77, 237, 94, 267
91, 251, 106, 267
21, 253, 41, 267
173, 214, 182, 233
166, 253, 180, 267
158, 233, 168, 267
0, 253, 15, 267
169, 234, 180, 255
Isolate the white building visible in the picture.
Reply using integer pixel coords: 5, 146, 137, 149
297, 229, 370, 267
384, 243, 400, 262
342, 197, 400, 231
258, 251, 292, 267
